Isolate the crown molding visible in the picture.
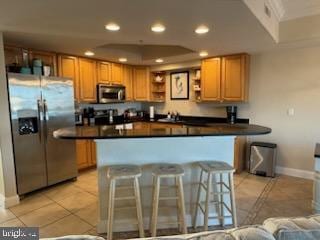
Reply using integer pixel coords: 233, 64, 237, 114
268, 0, 285, 21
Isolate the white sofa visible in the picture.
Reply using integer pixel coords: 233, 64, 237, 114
42, 214, 320, 240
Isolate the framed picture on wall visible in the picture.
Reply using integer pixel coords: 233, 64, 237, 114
170, 71, 189, 100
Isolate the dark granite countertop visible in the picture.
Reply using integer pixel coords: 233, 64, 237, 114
315, 143, 320, 158
54, 122, 271, 140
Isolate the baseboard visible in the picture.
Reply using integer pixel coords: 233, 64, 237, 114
0, 194, 19, 208
276, 166, 314, 180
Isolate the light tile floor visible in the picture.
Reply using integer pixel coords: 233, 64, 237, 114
0, 169, 314, 239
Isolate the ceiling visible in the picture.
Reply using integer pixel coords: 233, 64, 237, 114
276, 0, 320, 21
0, 0, 280, 65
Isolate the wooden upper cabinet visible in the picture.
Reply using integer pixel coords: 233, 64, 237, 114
29, 50, 57, 76
4, 45, 24, 66
111, 63, 123, 84
97, 61, 111, 84
221, 54, 249, 102
79, 58, 97, 102
201, 58, 221, 101
58, 55, 80, 101
122, 65, 134, 101
133, 66, 150, 101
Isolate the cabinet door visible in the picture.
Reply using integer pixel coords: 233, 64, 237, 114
221, 54, 249, 102
234, 137, 247, 173
134, 66, 150, 101
79, 58, 97, 102
97, 61, 111, 84
90, 141, 96, 166
4, 45, 24, 66
123, 65, 133, 101
58, 55, 80, 101
76, 140, 91, 170
29, 50, 57, 76
111, 63, 123, 84
201, 58, 221, 101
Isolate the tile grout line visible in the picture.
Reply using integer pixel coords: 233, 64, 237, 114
242, 176, 278, 225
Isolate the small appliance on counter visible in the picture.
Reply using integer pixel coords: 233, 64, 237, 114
226, 106, 237, 124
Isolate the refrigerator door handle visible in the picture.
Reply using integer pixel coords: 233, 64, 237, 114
37, 99, 43, 141
43, 99, 49, 121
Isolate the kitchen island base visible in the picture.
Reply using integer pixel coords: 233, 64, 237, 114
96, 136, 236, 233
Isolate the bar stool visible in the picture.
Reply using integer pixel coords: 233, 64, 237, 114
106, 164, 144, 240
193, 161, 237, 231
150, 163, 187, 237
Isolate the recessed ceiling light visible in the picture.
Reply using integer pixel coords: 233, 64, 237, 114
105, 23, 120, 31
195, 25, 209, 34
151, 24, 166, 33
119, 58, 127, 62
155, 58, 164, 63
84, 51, 95, 56
199, 51, 208, 57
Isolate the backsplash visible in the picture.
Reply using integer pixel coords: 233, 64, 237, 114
79, 102, 142, 115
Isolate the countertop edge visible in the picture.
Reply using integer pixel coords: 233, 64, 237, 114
53, 124, 272, 140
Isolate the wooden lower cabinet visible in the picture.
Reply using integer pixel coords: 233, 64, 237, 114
76, 140, 96, 170
234, 137, 247, 173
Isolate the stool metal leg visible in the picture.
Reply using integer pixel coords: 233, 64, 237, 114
219, 173, 225, 227
107, 179, 116, 240
177, 176, 187, 234
150, 176, 160, 237
193, 169, 203, 229
134, 177, 145, 238
228, 172, 237, 227
204, 172, 212, 231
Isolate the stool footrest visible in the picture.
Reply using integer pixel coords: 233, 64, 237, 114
114, 206, 137, 211
114, 196, 135, 200
159, 196, 178, 200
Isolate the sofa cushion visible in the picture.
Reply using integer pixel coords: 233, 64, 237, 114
41, 235, 105, 240
229, 225, 276, 240
263, 214, 320, 240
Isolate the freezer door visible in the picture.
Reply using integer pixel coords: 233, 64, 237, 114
7, 73, 47, 195
41, 76, 77, 185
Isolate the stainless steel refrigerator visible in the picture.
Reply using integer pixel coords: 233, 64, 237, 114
7, 73, 77, 195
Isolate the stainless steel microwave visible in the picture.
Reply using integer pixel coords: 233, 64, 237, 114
97, 84, 126, 103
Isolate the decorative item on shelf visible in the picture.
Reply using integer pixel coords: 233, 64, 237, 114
170, 71, 189, 100
151, 71, 166, 102
195, 69, 201, 80
155, 75, 163, 82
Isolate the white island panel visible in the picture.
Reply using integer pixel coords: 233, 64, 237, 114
95, 136, 235, 233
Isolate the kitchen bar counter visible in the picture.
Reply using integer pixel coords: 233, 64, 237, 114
53, 122, 271, 139
53, 121, 271, 233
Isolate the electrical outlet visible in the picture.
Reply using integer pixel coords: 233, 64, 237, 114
287, 108, 295, 116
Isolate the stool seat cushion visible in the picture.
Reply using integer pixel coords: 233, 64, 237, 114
152, 163, 184, 177
107, 164, 141, 179
198, 161, 234, 173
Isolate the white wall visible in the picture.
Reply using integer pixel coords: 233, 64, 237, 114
238, 46, 320, 173
0, 32, 19, 207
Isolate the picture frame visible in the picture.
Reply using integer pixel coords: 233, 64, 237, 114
170, 71, 189, 100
